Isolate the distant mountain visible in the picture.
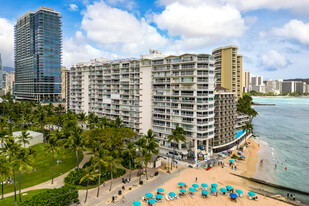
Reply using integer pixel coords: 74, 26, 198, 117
3, 66, 15, 73
284, 78, 309, 84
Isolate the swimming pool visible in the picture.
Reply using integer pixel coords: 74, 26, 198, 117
235, 129, 246, 138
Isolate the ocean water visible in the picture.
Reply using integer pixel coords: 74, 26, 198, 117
251, 97, 309, 202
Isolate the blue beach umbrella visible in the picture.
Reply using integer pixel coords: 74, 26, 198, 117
133, 201, 141, 206
229, 159, 235, 163
201, 183, 208, 188
189, 187, 196, 192
148, 198, 156, 204
211, 183, 218, 188
178, 182, 185, 186
236, 189, 243, 194
210, 188, 217, 192
157, 188, 164, 193
202, 190, 209, 195
220, 188, 227, 193
145, 192, 153, 198
226, 185, 233, 190
192, 184, 199, 188
156, 194, 163, 199
241, 156, 246, 159
248, 192, 256, 196
169, 192, 176, 197
230, 193, 238, 199
180, 189, 187, 193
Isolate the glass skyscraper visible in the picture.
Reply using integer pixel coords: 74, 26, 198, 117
14, 7, 61, 102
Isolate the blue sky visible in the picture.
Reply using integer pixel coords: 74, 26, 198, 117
1, 0, 309, 80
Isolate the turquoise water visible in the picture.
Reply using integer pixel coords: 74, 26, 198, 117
252, 97, 309, 198
235, 129, 246, 138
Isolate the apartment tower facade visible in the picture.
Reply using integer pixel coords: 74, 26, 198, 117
14, 7, 62, 102
212, 46, 243, 99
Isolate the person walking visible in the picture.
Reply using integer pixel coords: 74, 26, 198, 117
195, 177, 198, 182
293, 194, 296, 201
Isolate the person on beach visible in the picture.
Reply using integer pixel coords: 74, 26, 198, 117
293, 194, 295, 201
287, 192, 289, 198
195, 177, 198, 182
103, 181, 106, 187
112, 196, 115, 203
122, 196, 125, 203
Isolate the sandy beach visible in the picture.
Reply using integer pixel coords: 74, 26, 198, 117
137, 138, 291, 206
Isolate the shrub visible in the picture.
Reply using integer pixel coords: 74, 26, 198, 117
231, 154, 243, 160
20, 186, 79, 206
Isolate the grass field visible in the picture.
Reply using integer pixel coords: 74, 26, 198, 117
1, 189, 49, 206
3, 143, 83, 194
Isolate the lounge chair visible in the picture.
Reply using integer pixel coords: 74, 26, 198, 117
175, 195, 179, 199
190, 194, 195, 199
249, 196, 252, 200
170, 196, 175, 200
165, 195, 170, 201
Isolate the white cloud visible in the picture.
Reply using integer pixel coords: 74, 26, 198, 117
271, 20, 309, 45
81, 1, 168, 56
63, 31, 117, 67
69, 4, 79, 11
0, 18, 14, 67
106, 0, 136, 10
152, 1, 246, 51
260, 50, 289, 70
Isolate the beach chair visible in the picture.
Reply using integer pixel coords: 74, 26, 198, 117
170, 196, 175, 200
165, 195, 170, 201
175, 195, 179, 199
190, 194, 195, 199
249, 196, 252, 200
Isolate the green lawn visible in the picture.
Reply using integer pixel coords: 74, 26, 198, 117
1, 189, 49, 206
3, 143, 83, 194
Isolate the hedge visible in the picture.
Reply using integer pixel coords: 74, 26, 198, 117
20, 186, 79, 206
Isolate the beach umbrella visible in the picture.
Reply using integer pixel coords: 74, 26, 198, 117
240, 156, 246, 159
180, 189, 187, 193
192, 184, 199, 188
226, 185, 233, 190
145, 192, 153, 198
156, 194, 163, 199
148, 198, 156, 204
229, 160, 234, 163
211, 183, 218, 188
235, 189, 243, 194
189, 187, 196, 192
210, 188, 217, 192
157, 188, 164, 193
178, 182, 185, 186
169, 192, 176, 197
202, 190, 209, 195
133, 201, 141, 206
248, 192, 256, 196
220, 188, 227, 193
230, 193, 238, 199
201, 183, 208, 188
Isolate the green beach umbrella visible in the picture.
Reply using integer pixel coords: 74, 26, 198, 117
192, 183, 199, 188
248, 192, 256, 196
236, 189, 243, 194
133, 201, 141, 206
202, 190, 209, 195
220, 188, 227, 193
201, 183, 208, 188
211, 183, 218, 188
210, 188, 217, 192
157, 188, 164, 193
148, 198, 156, 204
169, 192, 176, 197
180, 189, 187, 193
156, 194, 163, 199
229, 159, 235, 163
226, 185, 233, 190
145, 192, 153, 198
189, 187, 196, 192
178, 182, 185, 186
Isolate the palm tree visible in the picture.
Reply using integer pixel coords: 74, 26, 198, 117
168, 124, 186, 170
108, 151, 123, 191
113, 117, 123, 128
45, 136, 59, 184
136, 148, 152, 180
16, 148, 33, 203
55, 104, 65, 115
122, 142, 136, 181
0, 130, 8, 155
93, 148, 109, 197
135, 137, 146, 182
17, 130, 32, 148
0, 156, 11, 200
79, 167, 95, 204
242, 122, 253, 145
3, 136, 21, 206
77, 112, 87, 129
66, 127, 85, 172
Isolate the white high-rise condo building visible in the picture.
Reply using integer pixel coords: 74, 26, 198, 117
69, 50, 215, 166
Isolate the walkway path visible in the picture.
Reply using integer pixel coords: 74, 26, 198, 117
3, 151, 91, 198
78, 167, 186, 206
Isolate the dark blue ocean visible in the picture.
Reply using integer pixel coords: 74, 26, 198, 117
251, 97, 309, 202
